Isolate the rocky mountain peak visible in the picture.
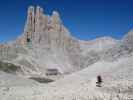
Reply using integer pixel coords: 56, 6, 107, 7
51, 11, 61, 24
17, 6, 63, 47
13, 6, 82, 74
122, 29, 133, 51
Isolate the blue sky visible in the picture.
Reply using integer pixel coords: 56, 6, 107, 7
0, 0, 133, 43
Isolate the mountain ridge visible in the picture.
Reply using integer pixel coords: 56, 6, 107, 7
0, 5, 132, 78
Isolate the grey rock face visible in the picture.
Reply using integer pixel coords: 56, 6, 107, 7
122, 30, 133, 52
2, 6, 82, 75
0, 44, 18, 61
101, 30, 133, 62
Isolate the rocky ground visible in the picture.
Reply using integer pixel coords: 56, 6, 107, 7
0, 56, 133, 100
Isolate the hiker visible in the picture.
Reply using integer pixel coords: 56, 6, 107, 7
96, 75, 102, 87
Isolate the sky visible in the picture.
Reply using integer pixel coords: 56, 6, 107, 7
0, 0, 133, 43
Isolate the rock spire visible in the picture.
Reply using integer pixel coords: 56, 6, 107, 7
18, 6, 64, 46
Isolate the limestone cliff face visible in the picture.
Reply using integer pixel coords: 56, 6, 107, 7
17, 6, 70, 47
122, 30, 133, 51
0, 44, 17, 60
14, 6, 82, 74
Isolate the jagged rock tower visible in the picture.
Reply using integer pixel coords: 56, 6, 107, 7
17, 6, 70, 47
14, 6, 82, 75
